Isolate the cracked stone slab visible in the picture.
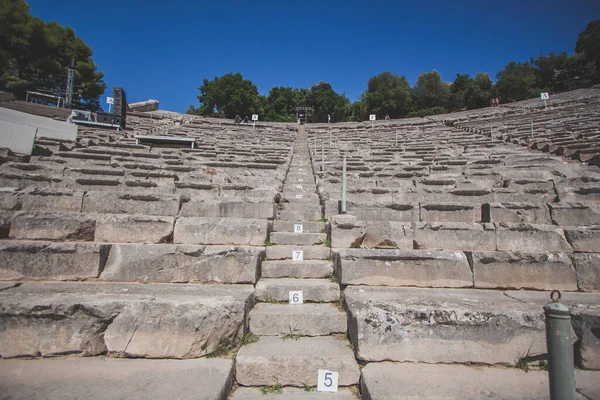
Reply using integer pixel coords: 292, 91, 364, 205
9, 211, 96, 241
361, 362, 599, 400
95, 214, 174, 244
249, 303, 346, 336
495, 223, 572, 253
231, 387, 358, 399
174, 217, 267, 246
82, 191, 181, 216
0, 358, 234, 400
101, 244, 262, 284
0, 282, 254, 358
236, 336, 359, 387
414, 222, 496, 251
334, 248, 472, 288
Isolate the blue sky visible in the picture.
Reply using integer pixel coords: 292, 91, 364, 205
27, 0, 600, 113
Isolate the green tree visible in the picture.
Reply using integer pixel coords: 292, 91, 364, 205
191, 72, 262, 118
495, 61, 539, 102
530, 52, 581, 91
576, 19, 600, 82
307, 82, 350, 122
361, 71, 412, 119
413, 70, 451, 109
0, 0, 106, 110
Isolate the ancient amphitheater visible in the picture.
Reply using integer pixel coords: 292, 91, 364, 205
0, 89, 599, 399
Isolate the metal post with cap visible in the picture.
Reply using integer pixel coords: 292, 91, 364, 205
341, 155, 347, 213
544, 290, 576, 400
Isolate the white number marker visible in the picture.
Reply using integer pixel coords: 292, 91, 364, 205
296, 185, 303, 189
294, 224, 303, 233
289, 290, 303, 305
317, 370, 339, 392
296, 194, 303, 199
292, 250, 304, 261
298, 179, 304, 182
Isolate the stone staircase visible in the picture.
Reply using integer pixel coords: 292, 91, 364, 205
232, 125, 360, 397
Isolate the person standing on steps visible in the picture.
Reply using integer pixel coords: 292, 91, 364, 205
328, 114, 331, 124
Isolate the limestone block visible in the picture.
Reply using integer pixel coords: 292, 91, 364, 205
266, 245, 330, 260
470, 251, 577, 290
0, 358, 234, 400
249, 303, 346, 336
334, 248, 472, 288
95, 214, 174, 244
82, 191, 180, 216
101, 244, 261, 284
349, 204, 418, 222
20, 189, 83, 212
330, 214, 365, 248
0, 241, 106, 280
0, 282, 254, 358
0, 188, 21, 210
232, 388, 356, 399
345, 286, 546, 364
9, 212, 96, 241
174, 217, 266, 246
0, 211, 16, 238
255, 278, 339, 302
414, 222, 496, 251
549, 203, 600, 226
181, 199, 275, 219
363, 221, 413, 249
573, 253, 600, 292
564, 227, 600, 252
420, 203, 480, 222
496, 223, 572, 253
235, 336, 359, 387
482, 202, 551, 224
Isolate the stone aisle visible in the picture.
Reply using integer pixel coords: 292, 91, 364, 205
232, 126, 360, 398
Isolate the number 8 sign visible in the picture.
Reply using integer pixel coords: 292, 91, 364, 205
317, 369, 339, 392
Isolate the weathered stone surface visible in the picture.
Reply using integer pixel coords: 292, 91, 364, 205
349, 204, 418, 222
270, 232, 326, 246
0, 241, 106, 280
266, 245, 330, 260
363, 221, 413, 249
335, 248, 472, 288
261, 260, 333, 279
82, 191, 180, 216
174, 217, 267, 246
361, 362, 589, 400
9, 212, 96, 241
236, 336, 359, 386
420, 203, 480, 222
573, 253, 600, 292
231, 388, 358, 399
564, 227, 600, 252
249, 303, 346, 336
482, 202, 551, 224
181, 199, 275, 219
495, 223, 572, 252
95, 214, 174, 244
470, 251, 577, 291
272, 220, 325, 234
0, 358, 234, 400
0, 187, 21, 210
278, 210, 322, 221
0, 210, 15, 238
0, 282, 254, 358
345, 286, 546, 364
330, 214, 365, 248
20, 189, 83, 212
101, 244, 261, 284
414, 222, 496, 251
255, 278, 339, 302
549, 202, 600, 226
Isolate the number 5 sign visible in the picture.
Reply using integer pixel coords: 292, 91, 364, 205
317, 369, 339, 392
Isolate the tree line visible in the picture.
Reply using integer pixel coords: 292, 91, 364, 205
187, 19, 599, 123
0, 0, 106, 110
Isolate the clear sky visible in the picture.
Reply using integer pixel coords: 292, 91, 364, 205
26, 0, 600, 113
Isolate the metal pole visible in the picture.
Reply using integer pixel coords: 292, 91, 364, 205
544, 290, 576, 400
329, 129, 332, 147
490, 124, 493, 140
321, 140, 324, 172
395, 130, 398, 146
530, 120, 534, 140
342, 155, 347, 213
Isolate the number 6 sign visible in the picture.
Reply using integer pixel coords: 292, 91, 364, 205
317, 369, 339, 392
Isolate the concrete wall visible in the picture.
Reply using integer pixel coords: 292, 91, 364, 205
0, 107, 77, 141
0, 120, 37, 154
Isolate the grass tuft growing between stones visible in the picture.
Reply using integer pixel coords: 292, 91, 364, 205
325, 239, 331, 247
242, 332, 259, 345
259, 379, 283, 395
206, 341, 232, 358
263, 295, 287, 304
281, 326, 304, 341
264, 240, 273, 246
302, 382, 316, 392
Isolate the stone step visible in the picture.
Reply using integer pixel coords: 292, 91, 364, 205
270, 232, 327, 246
266, 245, 330, 260
0, 282, 254, 358
249, 303, 346, 336
279, 203, 322, 213
231, 387, 358, 399
261, 260, 333, 279
345, 286, 600, 366
0, 358, 234, 400
236, 336, 360, 387
272, 220, 326, 234
282, 184, 317, 193
279, 210, 323, 221
361, 362, 599, 400
280, 193, 320, 202
255, 278, 340, 302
